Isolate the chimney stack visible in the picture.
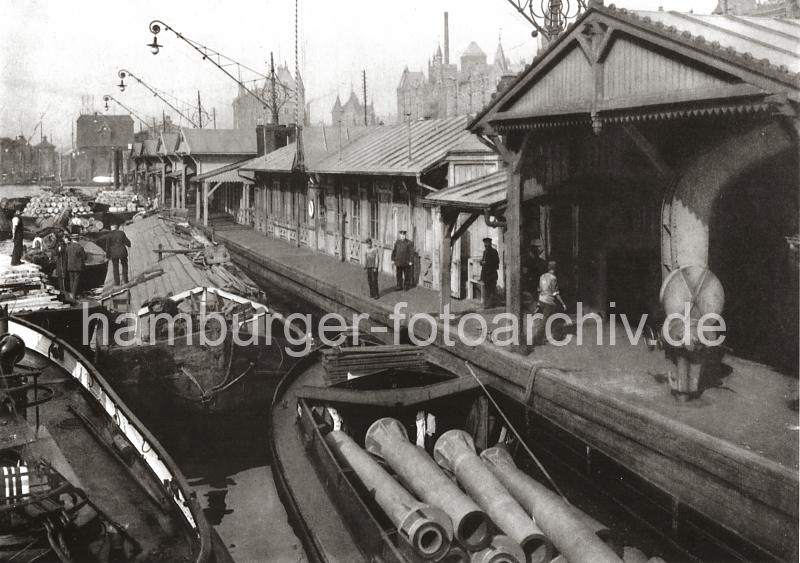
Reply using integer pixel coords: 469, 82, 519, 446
444, 12, 450, 65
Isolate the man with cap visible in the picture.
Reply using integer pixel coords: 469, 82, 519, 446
391, 229, 414, 291
9, 210, 24, 266
363, 237, 380, 299
479, 237, 500, 307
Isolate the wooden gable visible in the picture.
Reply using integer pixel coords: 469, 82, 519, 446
478, 6, 798, 130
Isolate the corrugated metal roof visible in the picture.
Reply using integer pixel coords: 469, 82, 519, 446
241, 126, 378, 173
314, 116, 476, 176
195, 159, 255, 183
425, 170, 507, 210
177, 128, 257, 156
638, 10, 800, 73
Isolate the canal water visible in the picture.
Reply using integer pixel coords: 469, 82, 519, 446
2, 185, 311, 561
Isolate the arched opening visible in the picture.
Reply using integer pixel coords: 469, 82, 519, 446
709, 149, 798, 374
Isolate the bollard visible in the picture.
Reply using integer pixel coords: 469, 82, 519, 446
434, 430, 552, 563
469, 535, 526, 563
325, 430, 452, 560
481, 445, 622, 563
366, 418, 492, 551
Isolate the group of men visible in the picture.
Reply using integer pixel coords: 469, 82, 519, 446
8, 212, 131, 299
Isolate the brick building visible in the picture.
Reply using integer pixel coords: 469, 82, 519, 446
331, 90, 377, 126
62, 113, 134, 183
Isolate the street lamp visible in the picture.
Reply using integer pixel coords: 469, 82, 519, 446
116, 69, 199, 127
504, 0, 586, 40
147, 19, 287, 116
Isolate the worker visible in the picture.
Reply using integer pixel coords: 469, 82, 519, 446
391, 229, 414, 292
363, 238, 380, 299
105, 224, 131, 286
65, 236, 86, 299
54, 235, 69, 294
532, 260, 567, 344
10, 210, 23, 266
479, 237, 500, 308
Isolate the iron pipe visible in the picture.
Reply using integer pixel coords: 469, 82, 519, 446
325, 430, 451, 560
481, 445, 622, 563
434, 430, 552, 563
365, 418, 492, 551
470, 535, 526, 563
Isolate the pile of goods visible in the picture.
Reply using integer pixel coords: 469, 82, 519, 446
94, 190, 142, 213
22, 194, 92, 218
321, 344, 426, 384
0, 247, 68, 312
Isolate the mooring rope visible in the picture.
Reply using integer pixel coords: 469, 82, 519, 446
464, 360, 568, 501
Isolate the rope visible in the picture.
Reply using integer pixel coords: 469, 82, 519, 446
464, 361, 568, 501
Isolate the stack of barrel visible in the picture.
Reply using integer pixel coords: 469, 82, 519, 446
94, 190, 141, 213
325, 417, 667, 563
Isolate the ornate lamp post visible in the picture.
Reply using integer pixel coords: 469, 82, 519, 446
116, 69, 199, 127
504, 0, 588, 41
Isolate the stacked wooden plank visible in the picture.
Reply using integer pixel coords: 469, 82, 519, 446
321, 345, 426, 384
0, 246, 68, 313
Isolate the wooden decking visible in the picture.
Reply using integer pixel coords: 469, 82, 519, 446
98, 215, 235, 312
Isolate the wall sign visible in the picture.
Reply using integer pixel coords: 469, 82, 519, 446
308, 200, 315, 219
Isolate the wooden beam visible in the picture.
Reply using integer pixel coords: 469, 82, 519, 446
208, 181, 223, 197
507, 132, 533, 353
622, 122, 673, 179
439, 209, 459, 316
450, 212, 480, 245
203, 182, 209, 227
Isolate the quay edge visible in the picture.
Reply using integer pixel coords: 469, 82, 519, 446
209, 226, 797, 563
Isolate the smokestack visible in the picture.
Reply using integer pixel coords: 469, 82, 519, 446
444, 12, 450, 65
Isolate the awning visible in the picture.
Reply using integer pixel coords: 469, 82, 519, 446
194, 159, 255, 184
425, 170, 507, 212
425, 169, 546, 212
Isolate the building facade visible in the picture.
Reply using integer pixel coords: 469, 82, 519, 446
232, 64, 306, 129
0, 135, 57, 183
396, 14, 523, 122
63, 113, 134, 183
331, 91, 377, 126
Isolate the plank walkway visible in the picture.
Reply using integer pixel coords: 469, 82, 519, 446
201, 216, 798, 560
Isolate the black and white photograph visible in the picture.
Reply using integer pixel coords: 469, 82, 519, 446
0, 0, 798, 561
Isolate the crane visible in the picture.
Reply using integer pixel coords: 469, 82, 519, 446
25, 110, 48, 144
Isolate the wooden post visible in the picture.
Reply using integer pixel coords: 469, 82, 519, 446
196, 184, 201, 223
340, 210, 347, 262
203, 182, 209, 227
439, 209, 458, 316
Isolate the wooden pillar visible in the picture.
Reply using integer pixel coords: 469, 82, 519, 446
161, 165, 166, 205
439, 209, 458, 316
203, 182, 209, 227
196, 184, 201, 223
171, 175, 176, 209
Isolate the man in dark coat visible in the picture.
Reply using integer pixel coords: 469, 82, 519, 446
480, 237, 500, 307
65, 237, 86, 299
105, 224, 131, 286
391, 230, 414, 291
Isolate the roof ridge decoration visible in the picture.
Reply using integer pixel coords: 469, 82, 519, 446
470, 2, 800, 133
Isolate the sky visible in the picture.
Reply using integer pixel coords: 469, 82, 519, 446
0, 0, 716, 150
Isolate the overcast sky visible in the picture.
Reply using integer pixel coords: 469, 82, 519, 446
1, 0, 716, 149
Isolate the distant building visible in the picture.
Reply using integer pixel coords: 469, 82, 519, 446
232, 64, 306, 129
133, 115, 180, 143
331, 90, 377, 126
713, 0, 799, 16
0, 135, 57, 183
62, 113, 134, 183
396, 12, 523, 122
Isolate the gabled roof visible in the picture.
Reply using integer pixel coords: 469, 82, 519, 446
471, 5, 800, 133
156, 133, 179, 156
425, 170, 507, 211
398, 68, 426, 89
175, 128, 257, 156
462, 41, 486, 58
240, 126, 378, 174
140, 139, 158, 157
130, 142, 142, 157
313, 116, 477, 176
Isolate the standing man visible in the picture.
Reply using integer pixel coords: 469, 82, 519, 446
10, 210, 23, 266
105, 224, 131, 286
480, 237, 500, 308
363, 238, 380, 299
65, 237, 86, 299
391, 229, 414, 291
55, 234, 69, 294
